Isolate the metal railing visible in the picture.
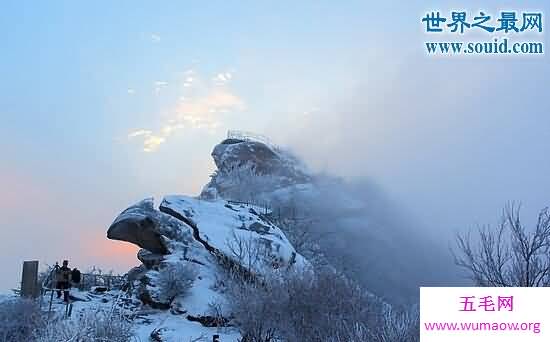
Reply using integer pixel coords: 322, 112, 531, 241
227, 130, 278, 149
39, 267, 126, 317
41, 268, 125, 292
226, 199, 272, 215
80, 273, 126, 290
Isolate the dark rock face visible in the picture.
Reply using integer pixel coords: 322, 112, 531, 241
93, 286, 108, 293
138, 287, 170, 310
126, 265, 148, 283
212, 139, 281, 175
107, 198, 202, 312
107, 198, 168, 255
186, 314, 231, 327
137, 249, 164, 269
201, 139, 312, 200
247, 222, 271, 234
150, 328, 169, 342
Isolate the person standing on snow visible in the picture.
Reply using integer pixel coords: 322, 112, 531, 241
55, 260, 71, 302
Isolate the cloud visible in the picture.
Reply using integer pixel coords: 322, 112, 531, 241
127, 129, 167, 152
128, 129, 151, 138
143, 135, 166, 152
213, 72, 233, 86
174, 89, 244, 128
127, 70, 244, 152
154, 81, 168, 94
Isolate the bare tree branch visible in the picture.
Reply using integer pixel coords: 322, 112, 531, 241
454, 203, 550, 287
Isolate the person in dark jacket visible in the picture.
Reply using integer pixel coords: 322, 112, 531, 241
71, 267, 81, 288
55, 260, 71, 302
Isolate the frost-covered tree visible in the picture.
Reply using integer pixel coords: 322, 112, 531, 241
455, 204, 550, 287
35, 305, 134, 342
211, 162, 281, 203
226, 229, 270, 272
0, 297, 136, 342
224, 266, 405, 342
272, 217, 329, 268
372, 305, 419, 342
157, 262, 198, 303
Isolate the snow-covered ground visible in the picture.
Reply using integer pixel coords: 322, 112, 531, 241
0, 293, 14, 303
40, 287, 242, 341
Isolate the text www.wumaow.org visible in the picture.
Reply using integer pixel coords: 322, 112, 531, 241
424, 321, 541, 334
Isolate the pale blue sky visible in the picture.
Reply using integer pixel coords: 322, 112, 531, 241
1, 1, 549, 291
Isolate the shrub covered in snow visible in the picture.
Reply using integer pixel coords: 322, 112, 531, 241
0, 297, 44, 342
374, 305, 419, 342
35, 306, 135, 342
210, 162, 282, 203
225, 268, 419, 342
226, 229, 271, 272
0, 296, 136, 342
157, 262, 198, 303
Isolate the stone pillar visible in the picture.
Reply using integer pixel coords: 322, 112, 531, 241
21, 260, 39, 298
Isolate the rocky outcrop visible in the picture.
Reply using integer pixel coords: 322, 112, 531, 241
212, 138, 282, 175
201, 138, 312, 199
105, 135, 315, 340
107, 197, 197, 255
107, 194, 307, 325
107, 198, 168, 254
137, 249, 164, 269
186, 314, 231, 327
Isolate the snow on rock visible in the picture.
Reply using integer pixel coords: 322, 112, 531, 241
107, 198, 184, 255
201, 138, 312, 200
107, 194, 307, 340
160, 195, 307, 272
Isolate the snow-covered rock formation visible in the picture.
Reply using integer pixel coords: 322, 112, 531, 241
201, 137, 312, 201
106, 132, 455, 339
198, 134, 458, 305
107, 193, 307, 340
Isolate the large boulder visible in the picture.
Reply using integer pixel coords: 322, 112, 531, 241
108, 195, 308, 313
212, 138, 281, 175
137, 249, 164, 269
107, 198, 168, 254
202, 138, 312, 199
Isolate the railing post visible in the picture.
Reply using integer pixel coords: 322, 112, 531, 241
48, 289, 54, 317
